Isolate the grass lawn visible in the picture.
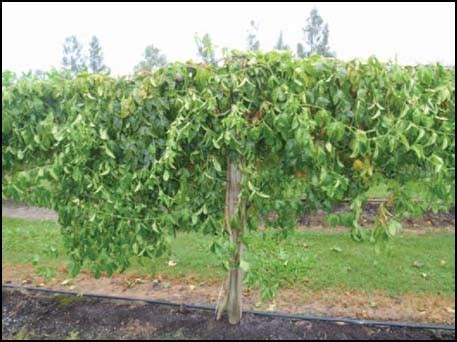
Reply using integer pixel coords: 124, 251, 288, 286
2, 216, 455, 298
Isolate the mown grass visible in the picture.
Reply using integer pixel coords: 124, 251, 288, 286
2, 216, 455, 297
366, 181, 427, 199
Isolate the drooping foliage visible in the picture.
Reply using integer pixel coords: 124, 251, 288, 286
3, 52, 455, 278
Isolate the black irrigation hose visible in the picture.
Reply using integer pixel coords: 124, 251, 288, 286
3, 284, 455, 332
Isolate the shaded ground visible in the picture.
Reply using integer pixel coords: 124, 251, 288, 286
2, 200, 455, 230
299, 202, 455, 230
3, 264, 455, 325
2, 288, 454, 340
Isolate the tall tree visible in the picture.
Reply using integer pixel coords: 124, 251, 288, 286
88, 36, 110, 74
273, 31, 289, 51
134, 45, 167, 72
297, 8, 334, 58
195, 33, 217, 65
296, 43, 306, 58
62, 35, 86, 75
246, 20, 260, 51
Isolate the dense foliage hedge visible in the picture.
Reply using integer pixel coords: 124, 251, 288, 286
2, 52, 455, 277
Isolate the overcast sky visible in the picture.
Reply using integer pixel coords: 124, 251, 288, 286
2, 2, 455, 75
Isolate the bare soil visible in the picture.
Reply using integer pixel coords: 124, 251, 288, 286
2, 288, 454, 340
2, 264, 455, 325
1, 200, 57, 221
298, 202, 455, 231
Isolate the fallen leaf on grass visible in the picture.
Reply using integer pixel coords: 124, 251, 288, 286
168, 260, 177, 267
331, 247, 342, 253
412, 261, 424, 268
421, 273, 430, 280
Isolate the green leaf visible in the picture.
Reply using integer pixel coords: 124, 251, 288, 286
442, 137, 448, 150
325, 142, 333, 153
399, 134, 410, 150
163, 170, 170, 181
104, 145, 115, 159
240, 259, 250, 271
256, 191, 270, 199
387, 220, 402, 236
213, 159, 222, 172
99, 128, 109, 140
411, 145, 424, 159
212, 138, 221, 149
415, 128, 425, 143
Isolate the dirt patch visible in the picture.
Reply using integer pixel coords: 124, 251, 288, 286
298, 202, 455, 230
2, 264, 455, 325
2, 288, 454, 340
2, 200, 58, 221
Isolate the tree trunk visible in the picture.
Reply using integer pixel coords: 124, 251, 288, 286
216, 160, 246, 325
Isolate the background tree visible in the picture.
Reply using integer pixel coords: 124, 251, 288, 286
88, 36, 110, 74
195, 33, 217, 65
297, 8, 335, 58
273, 31, 289, 51
296, 43, 306, 58
62, 35, 86, 75
134, 44, 167, 73
246, 20, 260, 51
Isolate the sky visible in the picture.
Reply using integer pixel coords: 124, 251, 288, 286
2, 2, 455, 75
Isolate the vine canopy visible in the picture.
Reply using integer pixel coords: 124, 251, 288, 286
2, 51, 455, 277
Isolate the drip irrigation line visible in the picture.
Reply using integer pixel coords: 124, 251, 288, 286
3, 284, 455, 332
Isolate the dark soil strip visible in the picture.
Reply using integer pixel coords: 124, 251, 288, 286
2, 288, 455, 340
3, 284, 455, 331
